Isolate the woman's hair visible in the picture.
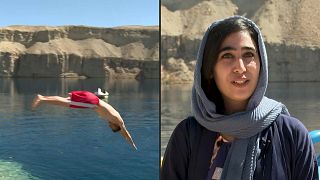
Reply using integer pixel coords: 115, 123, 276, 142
201, 17, 260, 113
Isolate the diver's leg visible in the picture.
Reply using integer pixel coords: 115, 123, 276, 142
32, 94, 70, 110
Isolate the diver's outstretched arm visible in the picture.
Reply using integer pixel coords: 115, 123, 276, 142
96, 100, 137, 150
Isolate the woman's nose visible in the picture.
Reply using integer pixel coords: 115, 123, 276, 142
233, 58, 246, 74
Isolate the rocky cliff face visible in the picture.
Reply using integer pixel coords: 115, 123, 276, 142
0, 25, 159, 79
161, 0, 320, 83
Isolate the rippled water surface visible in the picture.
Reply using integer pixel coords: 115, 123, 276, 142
0, 78, 159, 180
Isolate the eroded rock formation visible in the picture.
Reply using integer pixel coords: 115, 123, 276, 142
0, 25, 159, 79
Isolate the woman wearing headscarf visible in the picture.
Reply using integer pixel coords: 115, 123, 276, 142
161, 16, 318, 180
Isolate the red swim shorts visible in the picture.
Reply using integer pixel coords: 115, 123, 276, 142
69, 91, 99, 108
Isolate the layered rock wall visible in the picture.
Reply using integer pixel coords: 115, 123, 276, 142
0, 25, 159, 79
267, 43, 320, 82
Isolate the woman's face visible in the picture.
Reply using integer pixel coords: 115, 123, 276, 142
213, 31, 260, 109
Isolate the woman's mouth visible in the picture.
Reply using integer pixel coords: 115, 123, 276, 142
232, 80, 249, 87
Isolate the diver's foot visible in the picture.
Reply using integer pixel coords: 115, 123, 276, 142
31, 94, 43, 110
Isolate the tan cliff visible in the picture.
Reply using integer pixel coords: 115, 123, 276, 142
161, 0, 320, 83
0, 25, 159, 79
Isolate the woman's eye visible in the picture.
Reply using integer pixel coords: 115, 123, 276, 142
221, 53, 234, 59
243, 52, 255, 58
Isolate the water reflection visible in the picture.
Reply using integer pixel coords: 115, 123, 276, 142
0, 78, 159, 180
0, 78, 158, 95
0, 78, 158, 112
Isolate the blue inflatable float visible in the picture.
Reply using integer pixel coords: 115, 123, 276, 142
309, 130, 320, 174
310, 130, 320, 144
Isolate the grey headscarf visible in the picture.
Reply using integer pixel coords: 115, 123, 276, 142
191, 16, 289, 179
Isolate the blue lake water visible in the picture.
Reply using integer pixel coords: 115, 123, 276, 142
0, 78, 159, 180
161, 82, 320, 156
